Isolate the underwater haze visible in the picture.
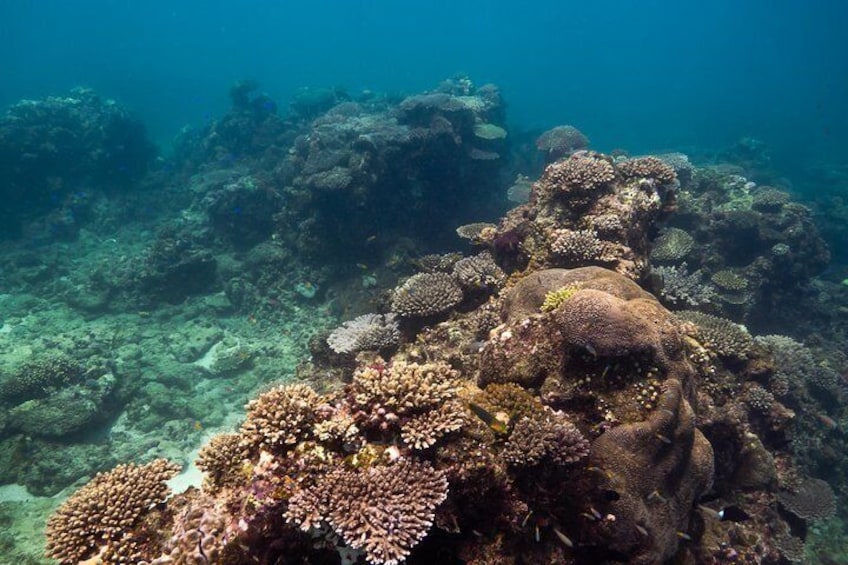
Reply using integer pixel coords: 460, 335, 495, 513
3, 0, 847, 169
2, 1, 848, 564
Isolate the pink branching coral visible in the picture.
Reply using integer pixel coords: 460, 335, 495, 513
239, 383, 321, 456
502, 409, 589, 467
536, 152, 615, 194
45, 459, 180, 564
286, 459, 449, 565
196, 432, 247, 491
548, 228, 605, 262
351, 360, 461, 420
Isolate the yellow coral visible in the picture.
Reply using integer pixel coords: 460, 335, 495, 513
541, 284, 581, 312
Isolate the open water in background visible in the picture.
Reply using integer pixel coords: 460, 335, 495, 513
1, 0, 846, 181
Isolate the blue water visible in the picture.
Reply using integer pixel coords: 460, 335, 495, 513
2, 0, 846, 176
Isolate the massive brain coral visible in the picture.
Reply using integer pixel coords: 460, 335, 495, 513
586, 379, 714, 564
481, 267, 696, 408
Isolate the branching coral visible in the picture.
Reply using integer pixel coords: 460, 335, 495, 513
391, 272, 463, 318
351, 360, 461, 419
548, 228, 605, 262
650, 227, 694, 262
452, 251, 505, 292
286, 459, 449, 565
239, 383, 321, 456
196, 432, 248, 491
652, 263, 717, 307
327, 313, 400, 354
676, 310, 753, 358
777, 477, 836, 521
536, 152, 616, 195
45, 459, 180, 564
501, 409, 589, 467
617, 156, 677, 185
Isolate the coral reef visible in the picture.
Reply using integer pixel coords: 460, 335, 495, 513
588, 379, 714, 564
327, 313, 400, 355
45, 459, 180, 564
491, 152, 676, 279
535, 125, 590, 161
390, 272, 464, 318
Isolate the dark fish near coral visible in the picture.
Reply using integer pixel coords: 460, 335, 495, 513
698, 504, 750, 522
468, 402, 509, 434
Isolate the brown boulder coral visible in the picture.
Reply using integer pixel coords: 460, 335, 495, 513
481, 267, 696, 415
586, 379, 714, 564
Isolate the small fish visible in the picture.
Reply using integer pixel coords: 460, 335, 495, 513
588, 507, 602, 520
647, 490, 667, 503
356, 263, 369, 270
521, 510, 534, 527
655, 433, 672, 445
193, 421, 203, 431
634, 524, 649, 537
553, 527, 574, 548
365, 235, 377, 243
601, 489, 621, 501
580, 512, 598, 521
584, 343, 597, 357
676, 531, 692, 541
468, 402, 509, 434
718, 505, 750, 523
816, 413, 839, 430
697, 504, 722, 519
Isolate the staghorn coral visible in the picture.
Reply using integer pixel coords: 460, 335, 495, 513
351, 360, 460, 418
676, 310, 753, 358
286, 459, 448, 565
45, 459, 180, 564
391, 272, 463, 318
617, 156, 677, 185
535, 125, 590, 160
455, 222, 497, 243
413, 252, 464, 273
548, 228, 605, 263
743, 383, 775, 414
327, 313, 400, 355
710, 269, 749, 292
149, 491, 241, 565
650, 227, 694, 262
501, 409, 589, 467
536, 152, 616, 195
452, 251, 506, 292
401, 401, 467, 450
652, 263, 717, 307
587, 379, 714, 565
777, 477, 836, 521
196, 432, 248, 491
239, 383, 321, 456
